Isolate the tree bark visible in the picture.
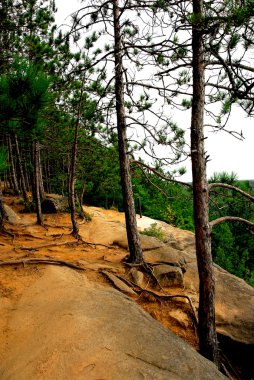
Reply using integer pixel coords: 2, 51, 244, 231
68, 78, 85, 238
38, 147, 45, 199
68, 128, 79, 237
7, 134, 19, 194
33, 140, 43, 225
0, 182, 6, 230
113, 0, 143, 264
14, 134, 29, 207
191, 0, 219, 366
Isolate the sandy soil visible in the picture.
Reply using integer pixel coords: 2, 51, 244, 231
0, 195, 199, 355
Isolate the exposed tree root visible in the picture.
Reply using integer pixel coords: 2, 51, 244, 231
12, 232, 45, 240
0, 258, 85, 271
0, 227, 15, 239
44, 224, 72, 230
124, 261, 171, 292
113, 271, 198, 327
137, 289, 198, 327
16, 239, 116, 252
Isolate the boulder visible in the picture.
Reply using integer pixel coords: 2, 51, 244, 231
130, 268, 145, 288
3, 205, 20, 224
41, 194, 69, 214
0, 266, 226, 380
153, 264, 184, 288
102, 271, 137, 296
144, 245, 186, 269
114, 234, 164, 251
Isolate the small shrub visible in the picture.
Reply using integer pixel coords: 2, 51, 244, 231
110, 205, 118, 211
141, 223, 165, 241
83, 210, 92, 221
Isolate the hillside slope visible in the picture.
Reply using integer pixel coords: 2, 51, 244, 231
0, 196, 253, 378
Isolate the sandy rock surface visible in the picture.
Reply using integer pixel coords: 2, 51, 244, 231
0, 266, 225, 380
94, 210, 254, 346
0, 201, 253, 379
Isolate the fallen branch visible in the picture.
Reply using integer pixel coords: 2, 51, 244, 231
0, 258, 85, 271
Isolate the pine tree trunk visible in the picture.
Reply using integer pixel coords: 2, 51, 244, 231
68, 79, 85, 238
191, 0, 219, 367
7, 134, 19, 194
0, 182, 5, 230
68, 130, 79, 238
14, 134, 29, 207
44, 159, 50, 194
33, 141, 43, 225
113, 0, 143, 264
38, 147, 45, 199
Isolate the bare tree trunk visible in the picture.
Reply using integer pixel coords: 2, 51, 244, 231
113, 0, 143, 264
24, 161, 30, 192
68, 79, 85, 238
191, 0, 219, 367
44, 159, 51, 194
33, 141, 43, 225
14, 134, 29, 207
78, 182, 86, 219
0, 182, 6, 230
38, 146, 45, 199
7, 134, 19, 194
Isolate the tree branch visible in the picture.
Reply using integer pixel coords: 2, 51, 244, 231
132, 160, 192, 188
208, 183, 254, 202
210, 216, 254, 229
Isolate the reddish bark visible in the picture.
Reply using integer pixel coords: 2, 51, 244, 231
113, 0, 143, 263
191, 0, 219, 366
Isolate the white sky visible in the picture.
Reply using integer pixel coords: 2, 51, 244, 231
55, 0, 254, 182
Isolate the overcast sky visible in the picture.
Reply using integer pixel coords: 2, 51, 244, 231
55, 0, 254, 182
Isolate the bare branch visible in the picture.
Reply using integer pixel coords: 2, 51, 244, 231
132, 160, 192, 188
208, 183, 254, 202
210, 216, 254, 229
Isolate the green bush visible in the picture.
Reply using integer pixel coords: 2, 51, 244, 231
141, 223, 165, 241
83, 210, 93, 221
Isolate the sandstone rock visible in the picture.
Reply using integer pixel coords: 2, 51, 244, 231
144, 245, 186, 269
102, 271, 137, 296
173, 238, 254, 346
3, 205, 20, 224
167, 239, 185, 251
60, 205, 254, 349
130, 268, 145, 288
114, 234, 164, 251
41, 194, 69, 214
153, 264, 184, 288
0, 266, 226, 380
138, 217, 254, 347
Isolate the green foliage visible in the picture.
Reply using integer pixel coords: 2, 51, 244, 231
181, 98, 192, 109
84, 211, 92, 221
151, 0, 170, 12
0, 59, 51, 135
141, 223, 165, 241
209, 172, 254, 286
0, 147, 9, 173
132, 169, 194, 231
221, 98, 232, 115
